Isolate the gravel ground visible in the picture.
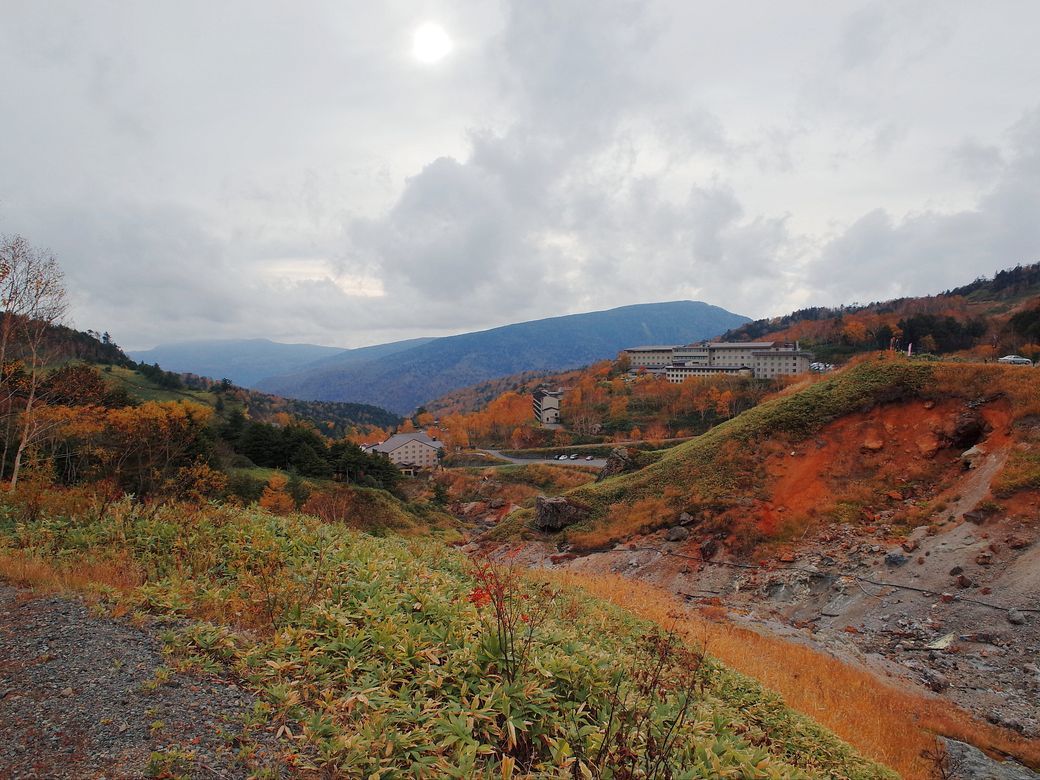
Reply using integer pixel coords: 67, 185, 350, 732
0, 585, 284, 779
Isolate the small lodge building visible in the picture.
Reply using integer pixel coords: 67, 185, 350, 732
364, 431, 444, 474
532, 388, 563, 425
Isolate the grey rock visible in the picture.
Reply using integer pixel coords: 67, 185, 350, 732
596, 447, 645, 482
942, 737, 1040, 779
699, 538, 719, 560
665, 526, 690, 542
533, 495, 590, 531
1007, 609, 1027, 626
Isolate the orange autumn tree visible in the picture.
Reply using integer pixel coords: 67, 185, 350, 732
259, 473, 295, 515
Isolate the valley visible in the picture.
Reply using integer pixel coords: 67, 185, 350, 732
6, 7, 1040, 777
451, 359, 1040, 777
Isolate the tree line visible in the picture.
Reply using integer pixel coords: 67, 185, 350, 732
0, 233, 400, 506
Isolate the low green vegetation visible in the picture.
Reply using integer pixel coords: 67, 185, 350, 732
0, 497, 894, 778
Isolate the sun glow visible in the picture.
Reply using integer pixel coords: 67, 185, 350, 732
412, 22, 452, 64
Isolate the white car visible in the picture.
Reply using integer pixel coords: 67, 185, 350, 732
998, 354, 1033, 366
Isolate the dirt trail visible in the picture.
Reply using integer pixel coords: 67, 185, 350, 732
0, 586, 284, 779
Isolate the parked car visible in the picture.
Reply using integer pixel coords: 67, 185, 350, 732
585, 455, 594, 461
556, 454, 567, 460
569, 453, 578, 459
997, 354, 1033, 366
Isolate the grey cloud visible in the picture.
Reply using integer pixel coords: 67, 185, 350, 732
810, 108, 1040, 303
841, 3, 892, 70
1, 0, 1039, 351
951, 139, 1005, 185
353, 156, 523, 297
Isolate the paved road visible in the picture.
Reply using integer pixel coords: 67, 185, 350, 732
482, 449, 608, 469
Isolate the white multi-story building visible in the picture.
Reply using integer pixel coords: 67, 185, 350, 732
626, 341, 812, 382
622, 345, 679, 368
365, 431, 444, 470
532, 388, 563, 424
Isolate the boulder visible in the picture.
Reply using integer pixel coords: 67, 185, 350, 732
533, 496, 590, 532
922, 669, 948, 692
885, 552, 908, 567
861, 435, 885, 452
596, 447, 644, 482
942, 737, 1038, 780
915, 433, 941, 458
665, 526, 690, 542
548, 552, 577, 565
1007, 609, 1026, 626
459, 501, 487, 517
699, 538, 719, 560
947, 411, 986, 449
960, 444, 985, 469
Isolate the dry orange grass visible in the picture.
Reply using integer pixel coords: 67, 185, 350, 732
0, 549, 144, 596
568, 496, 674, 550
548, 570, 1040, 780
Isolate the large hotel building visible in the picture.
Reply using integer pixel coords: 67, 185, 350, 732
624, 341, 812, 383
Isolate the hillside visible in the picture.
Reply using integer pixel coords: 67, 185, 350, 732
721, 262, 1040, 363
0, 498, 894, 778
485, 356, 1040, 771
257, 300, 750, 414
34, 326, 402, 435
105, 365, 401, 436
536, 358, 1038, 544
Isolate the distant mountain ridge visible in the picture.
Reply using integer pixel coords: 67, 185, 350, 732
257, 301, 750, 414
38, 329, 401, 433
129, 337, 434, 388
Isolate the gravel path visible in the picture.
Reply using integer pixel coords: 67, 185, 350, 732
0, 585, 284, 779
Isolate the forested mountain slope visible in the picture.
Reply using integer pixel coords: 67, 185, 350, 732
257, 300, 749, 413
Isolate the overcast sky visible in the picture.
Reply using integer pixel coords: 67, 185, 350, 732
2, 1, 1039, 349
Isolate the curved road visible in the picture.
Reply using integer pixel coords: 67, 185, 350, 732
481, 449, 608, 469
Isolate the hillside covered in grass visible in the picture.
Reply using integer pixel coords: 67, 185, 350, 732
0, 496, 894, 778
512, 356, 1040, 552
721, 262, 1040, 363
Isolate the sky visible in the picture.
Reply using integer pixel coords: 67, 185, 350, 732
2, 1, 1039, 350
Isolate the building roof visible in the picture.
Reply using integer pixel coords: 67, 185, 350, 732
369, 431, 444, 454
706, 341, 777, 349
625, 345, 682, 352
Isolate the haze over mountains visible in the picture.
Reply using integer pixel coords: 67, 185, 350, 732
135, 301, 749, 414
129, 337, 434, 389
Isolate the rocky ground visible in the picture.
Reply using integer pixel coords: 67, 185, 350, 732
465, 408, 1040, 778
0, 586, 284, 779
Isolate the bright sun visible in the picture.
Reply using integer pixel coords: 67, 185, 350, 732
412, 22, 452, 64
